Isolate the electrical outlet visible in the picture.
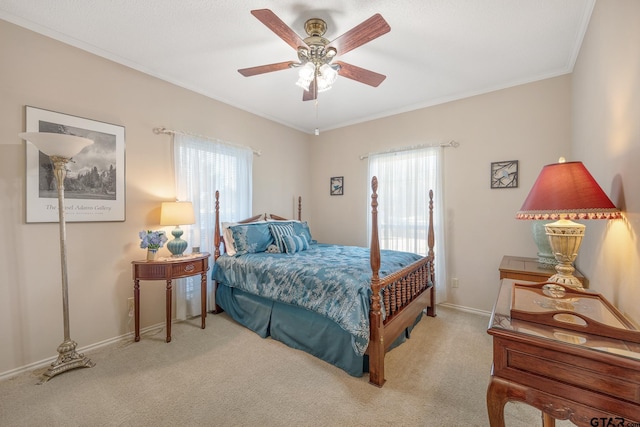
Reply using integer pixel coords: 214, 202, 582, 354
451, 278, 459, 288
127, 297, 135, 318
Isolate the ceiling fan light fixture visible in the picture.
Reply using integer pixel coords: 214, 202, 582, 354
316, 63, 338, 93
317, 78, 331, 93
319, 64, 338, 83
295, 76, 312, 91
295, 62, 315, 90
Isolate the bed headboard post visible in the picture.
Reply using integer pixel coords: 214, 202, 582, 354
298, 196, 302, 221
214, 190, 220, 260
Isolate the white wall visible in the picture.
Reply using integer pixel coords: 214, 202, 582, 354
0, 20, 311, 375
571, 0, 640, 324
309, 76, 572, 313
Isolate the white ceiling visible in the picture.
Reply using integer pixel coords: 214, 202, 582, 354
0, 0, 595, 134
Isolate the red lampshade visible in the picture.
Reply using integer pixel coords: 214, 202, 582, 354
516, 161, 621, 220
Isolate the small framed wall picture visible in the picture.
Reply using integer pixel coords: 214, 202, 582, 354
491, 160, 518, 188
330, 176, 344, 195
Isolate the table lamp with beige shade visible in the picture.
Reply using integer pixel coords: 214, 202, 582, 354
160, 201, 195, 257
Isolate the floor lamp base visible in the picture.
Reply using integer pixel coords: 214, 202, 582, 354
38, 339, 95, 384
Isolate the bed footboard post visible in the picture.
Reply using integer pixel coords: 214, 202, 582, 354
426, 189, 436, 317
298, 196, 302, 221
427, 285, 436, 317
369, 177, 386, 387
212, 190, 224, 314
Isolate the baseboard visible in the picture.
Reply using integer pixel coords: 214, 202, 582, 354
0, 322, 165, 382
437, 302, 491, 317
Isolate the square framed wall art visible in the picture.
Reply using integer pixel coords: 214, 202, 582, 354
490, 160, 518, 189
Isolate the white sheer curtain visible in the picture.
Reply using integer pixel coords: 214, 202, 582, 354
368, 147, 446, 302
173, 133, 252, 319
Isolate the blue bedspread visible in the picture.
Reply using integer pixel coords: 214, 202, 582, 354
213, 244, 423, 355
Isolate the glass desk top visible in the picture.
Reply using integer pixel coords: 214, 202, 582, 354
489, 279, 640, 361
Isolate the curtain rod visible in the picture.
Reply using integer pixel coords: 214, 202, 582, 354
359, 140, 459, 160
153, 127, 261, 156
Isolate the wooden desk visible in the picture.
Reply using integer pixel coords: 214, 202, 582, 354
499, 255, 588, 288
132, 253, 210, 343
486, 279, 640, 426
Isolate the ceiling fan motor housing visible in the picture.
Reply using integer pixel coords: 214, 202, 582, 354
304, 18, 327, 37
297, 18, 336, 68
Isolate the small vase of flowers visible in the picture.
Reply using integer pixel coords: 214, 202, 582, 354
139, 230, 168, 261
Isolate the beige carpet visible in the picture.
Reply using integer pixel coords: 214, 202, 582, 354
0, 306, 573, 426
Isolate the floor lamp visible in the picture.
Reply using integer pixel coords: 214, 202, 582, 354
19, 132, 96, 383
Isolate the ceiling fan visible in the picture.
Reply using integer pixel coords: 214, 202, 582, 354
238, 9, 391, 101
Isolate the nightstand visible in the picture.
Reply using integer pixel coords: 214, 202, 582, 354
499, 255, 588, 288
132, 253, 210, 342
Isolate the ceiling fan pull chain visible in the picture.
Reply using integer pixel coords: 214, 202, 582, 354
314, 99, 320, 136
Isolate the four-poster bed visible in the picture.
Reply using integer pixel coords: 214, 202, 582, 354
211, 177, 436, 386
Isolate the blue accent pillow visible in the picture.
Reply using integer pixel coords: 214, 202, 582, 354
292, 221, 316, 245
230, 222, 274, 256
282, 234, 309, 254
268, 223, 294, 253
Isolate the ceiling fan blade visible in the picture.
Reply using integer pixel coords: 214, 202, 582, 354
327, 14, 390, 56
251, 9, 307, 51
238, 61, 295, 77
302, 78, 317, 101
335, 61, 386, 87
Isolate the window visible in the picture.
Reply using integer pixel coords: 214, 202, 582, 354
368, 147, 445, 300
173, 133, 253, 318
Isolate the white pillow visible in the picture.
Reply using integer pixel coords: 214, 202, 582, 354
221, 222, 237, 256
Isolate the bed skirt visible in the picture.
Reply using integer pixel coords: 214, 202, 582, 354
215, 283, 422, 377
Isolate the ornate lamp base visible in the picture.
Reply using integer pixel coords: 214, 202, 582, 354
545, 219, 586, 291
548, 272, 584, 291
38, 339, 95, 384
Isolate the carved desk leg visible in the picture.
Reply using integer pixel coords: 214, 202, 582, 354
488, 376, 557, 427
542, 413, 556, 427
487, 377, 508, 427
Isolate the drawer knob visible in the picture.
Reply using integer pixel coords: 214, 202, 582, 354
184, 264, 195, 273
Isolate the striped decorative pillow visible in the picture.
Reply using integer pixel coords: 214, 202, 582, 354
268, 223, 294, 253
282, 234, 309, 254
